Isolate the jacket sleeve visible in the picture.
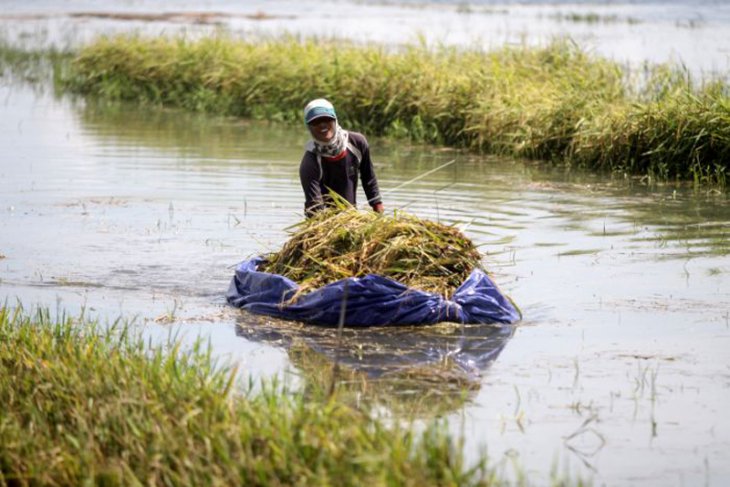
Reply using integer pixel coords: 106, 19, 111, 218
299, 152, 324, 217
356, 136, 383, 208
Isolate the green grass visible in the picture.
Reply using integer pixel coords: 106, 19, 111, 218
0, 305, 496, 486
61, 35, 729, 186
2, 35, 727, 186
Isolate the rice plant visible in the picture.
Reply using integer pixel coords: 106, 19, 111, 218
10, 33, 729, 185
261, 203, 483, 298
0, 304, 498, 486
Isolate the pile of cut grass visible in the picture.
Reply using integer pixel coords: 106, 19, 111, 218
63, 35, 730, 185
0, 305, 493, 486
261, 207, 482, 298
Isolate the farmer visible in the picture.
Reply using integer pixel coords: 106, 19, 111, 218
299, 98, 384, 217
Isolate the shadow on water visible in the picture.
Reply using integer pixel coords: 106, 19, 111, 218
235, 311, 514, 415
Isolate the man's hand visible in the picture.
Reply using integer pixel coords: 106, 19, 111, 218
373, 202, 384, 213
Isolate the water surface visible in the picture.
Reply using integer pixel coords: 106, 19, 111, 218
2, 0, 730, 482
1, 0, 730, 77
1, 79, 729, 485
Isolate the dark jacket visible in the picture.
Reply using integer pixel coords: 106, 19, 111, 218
299, 131, 382, 216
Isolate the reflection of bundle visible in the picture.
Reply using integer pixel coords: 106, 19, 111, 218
261, 204, 483, 299
235, 315, 515, 416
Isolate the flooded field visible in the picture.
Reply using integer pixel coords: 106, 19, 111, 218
1, 1, 730, 485
2, 78, 729, 485
1, 0, 730, 77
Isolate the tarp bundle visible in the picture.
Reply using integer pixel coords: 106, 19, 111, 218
227, 257, 520, 326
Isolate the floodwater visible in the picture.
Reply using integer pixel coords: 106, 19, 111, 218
1, 1, 730, 486
1, 0, 730, 77
3, 79, 729, 486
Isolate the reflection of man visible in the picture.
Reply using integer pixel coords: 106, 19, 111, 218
299, 98, 384, 217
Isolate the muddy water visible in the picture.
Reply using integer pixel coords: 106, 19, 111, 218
2, 80, 729, 485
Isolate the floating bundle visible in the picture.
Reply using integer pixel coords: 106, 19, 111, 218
260, 208, 483, 299
228, 208, 519, 325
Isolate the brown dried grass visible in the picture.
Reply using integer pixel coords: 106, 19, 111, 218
261, 205, 483, 298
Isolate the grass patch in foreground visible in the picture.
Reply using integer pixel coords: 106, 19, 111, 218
63, 35, 730, 186
0, 305, 496, 486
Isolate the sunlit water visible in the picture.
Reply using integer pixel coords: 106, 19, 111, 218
1, 0, 730, 77
1, 1, 730, 484
1, 79, 728, 485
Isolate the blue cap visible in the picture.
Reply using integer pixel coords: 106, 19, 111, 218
304, 98, 337, 124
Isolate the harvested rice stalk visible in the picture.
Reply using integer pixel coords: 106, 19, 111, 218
261, 207, 483, 298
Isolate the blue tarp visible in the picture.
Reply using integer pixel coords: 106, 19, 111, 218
226, 257, 520, 326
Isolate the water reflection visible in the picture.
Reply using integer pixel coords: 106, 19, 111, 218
235, 312, 514, 415
75, 100, 730, 265
77, 101, 302, 163
4, 80, 730, 486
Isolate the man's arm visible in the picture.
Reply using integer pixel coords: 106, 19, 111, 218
299, 153, 324, 217
355, 135, 383, 212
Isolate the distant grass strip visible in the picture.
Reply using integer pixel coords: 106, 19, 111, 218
65, 35, 730, 185
0, 306, 492, 486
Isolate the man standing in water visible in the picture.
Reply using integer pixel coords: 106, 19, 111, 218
299, 98, 384, 217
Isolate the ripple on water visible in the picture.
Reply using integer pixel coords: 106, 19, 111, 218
2, 83, 730, 486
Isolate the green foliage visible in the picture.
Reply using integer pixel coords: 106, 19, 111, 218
61, 35, 730, 185
0, 305, 494, 486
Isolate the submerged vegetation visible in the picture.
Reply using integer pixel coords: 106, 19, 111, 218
261, 205, 482, 298
0, 41, 72, 85
61, 35, 730, 186
0, 305, 496, 486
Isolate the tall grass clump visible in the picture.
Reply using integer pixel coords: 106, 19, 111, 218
569, 82, 730, 185
0, 305, 496, 486
66, 35, 730, 185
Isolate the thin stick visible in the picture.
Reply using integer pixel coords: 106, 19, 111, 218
368, 159, 456, 204
329, 279, 349, 397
